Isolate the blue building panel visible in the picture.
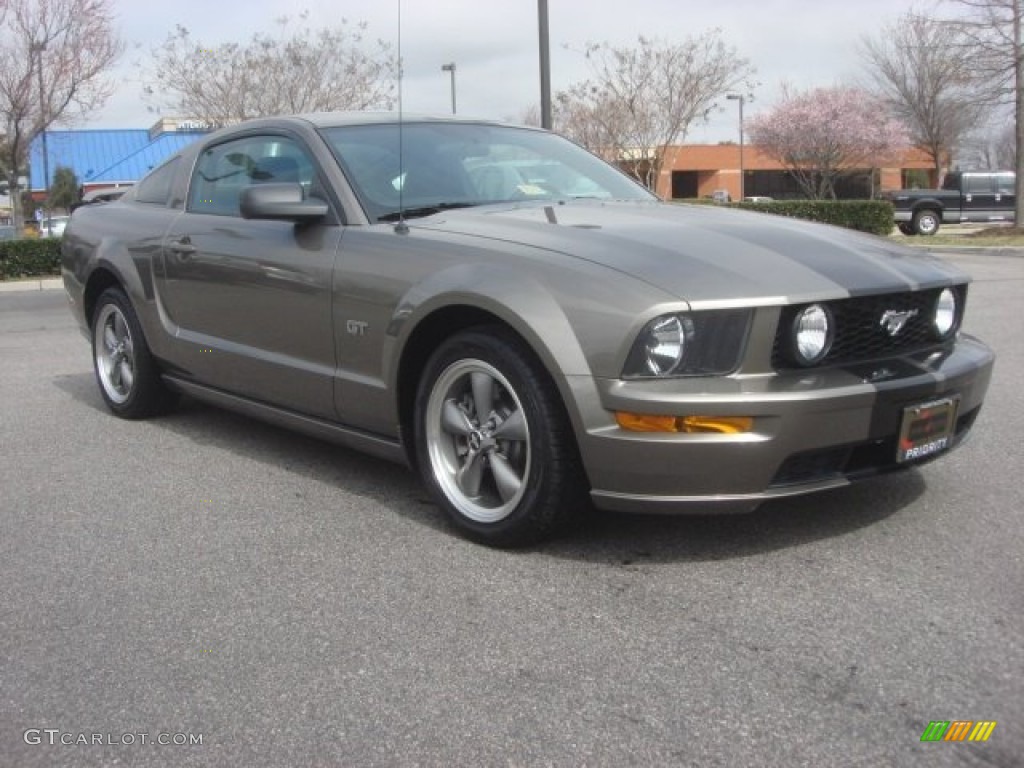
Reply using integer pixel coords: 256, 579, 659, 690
88, 132, 208, 183
30, 129, 208, 189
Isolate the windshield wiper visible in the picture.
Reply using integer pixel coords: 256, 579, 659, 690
377, 202, 479, 222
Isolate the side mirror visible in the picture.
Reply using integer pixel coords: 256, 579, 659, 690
239, 183, 328, 222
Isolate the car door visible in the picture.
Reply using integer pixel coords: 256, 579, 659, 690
962, 174, 997, 223
994, 173, 1015, 220
156, 133, 342, 419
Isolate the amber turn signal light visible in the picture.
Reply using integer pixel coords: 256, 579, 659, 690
615, 413, 754, 434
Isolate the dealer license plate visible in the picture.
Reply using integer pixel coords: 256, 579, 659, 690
897, 397, 959, 463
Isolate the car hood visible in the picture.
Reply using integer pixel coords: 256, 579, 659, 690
412, 200, 964, 306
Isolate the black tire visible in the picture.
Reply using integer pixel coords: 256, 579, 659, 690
898, 223, 916, 236
912, 209, 940, 236
414, 327, 587, 547
91, 287, 177, 419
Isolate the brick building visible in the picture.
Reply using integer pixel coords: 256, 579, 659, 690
654, 143, 941, 201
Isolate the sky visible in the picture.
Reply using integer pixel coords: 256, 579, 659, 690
94, 0, 933, 143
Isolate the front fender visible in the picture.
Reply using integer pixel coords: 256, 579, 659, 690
388, 261, 593, 384
377, 255, 682, 453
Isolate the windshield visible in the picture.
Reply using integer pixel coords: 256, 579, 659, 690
318, 122, 656, 222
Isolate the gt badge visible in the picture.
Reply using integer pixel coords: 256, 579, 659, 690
346, 320, 369, 336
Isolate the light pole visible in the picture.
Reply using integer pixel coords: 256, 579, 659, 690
31, 42, 51, 235
538, 0, 552, 129
726, 94, 745, 201
441, 62, 457, 114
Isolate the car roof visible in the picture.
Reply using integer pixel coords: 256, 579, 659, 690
183, 113, 549, 160
204, 112, 532, 134
296, 112, 520, 129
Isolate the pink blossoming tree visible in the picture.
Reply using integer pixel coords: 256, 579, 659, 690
747, 86, 908, 199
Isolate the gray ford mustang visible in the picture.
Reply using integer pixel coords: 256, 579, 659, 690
62, 113, 995, 546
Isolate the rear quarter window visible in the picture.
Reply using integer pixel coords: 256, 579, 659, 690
135, 158, 180, 205
964, 175, 994, 194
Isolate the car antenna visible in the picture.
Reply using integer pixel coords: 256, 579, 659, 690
394, 0, 409, 235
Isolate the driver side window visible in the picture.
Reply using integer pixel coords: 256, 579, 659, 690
188, 136, 317, 217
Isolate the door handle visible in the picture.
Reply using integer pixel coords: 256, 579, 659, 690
167, 237, 196, 258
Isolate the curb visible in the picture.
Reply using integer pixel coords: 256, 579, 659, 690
0, 278, 63, 293
909, 246, 1024, 256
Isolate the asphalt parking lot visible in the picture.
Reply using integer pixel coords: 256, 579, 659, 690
1, 250, 1021, 767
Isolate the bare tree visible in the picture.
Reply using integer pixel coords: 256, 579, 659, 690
553, 85, 625, 163
145, 15, 396, 126
860, 10, 984, 179
959, 115, 1017, 168
0, 0, 122, 231
747, 85, 908, 199
554, 34, 755, 189
942, 0, 1023, 219
945, 0, 1020, 101
995, 119, 1017, 167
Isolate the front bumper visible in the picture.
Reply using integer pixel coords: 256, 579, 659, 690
573, 335, 994, 514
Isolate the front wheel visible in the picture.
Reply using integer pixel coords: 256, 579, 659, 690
92, 287, 177, 418
912, 209, 941, 236
414, 328, 587, 547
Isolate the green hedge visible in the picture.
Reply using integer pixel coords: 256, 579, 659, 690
0, 239, 63, 279
734, 200, 894, 236
684, 199, 895, 236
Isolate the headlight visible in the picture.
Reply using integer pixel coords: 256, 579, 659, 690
642, 316, 687, 375
791, 304, 833, 366
934, 287, 957, 338
623, 310, 751, 378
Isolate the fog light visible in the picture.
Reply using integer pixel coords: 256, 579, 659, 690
934, 287, 957, 338
792, 304, 833, 365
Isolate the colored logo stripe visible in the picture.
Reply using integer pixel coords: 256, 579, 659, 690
944, 721, 973, 741
921, 720, 997, 742
969, 722, 997, 742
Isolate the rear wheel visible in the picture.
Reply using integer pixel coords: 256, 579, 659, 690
414, 328, 587, 547
912, 209, 941, 236
92, 287, 177, 418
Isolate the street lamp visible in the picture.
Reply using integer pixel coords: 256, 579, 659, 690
726, 94, 745, 201
441, 62, 457, 114
538, 0, 552, 129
